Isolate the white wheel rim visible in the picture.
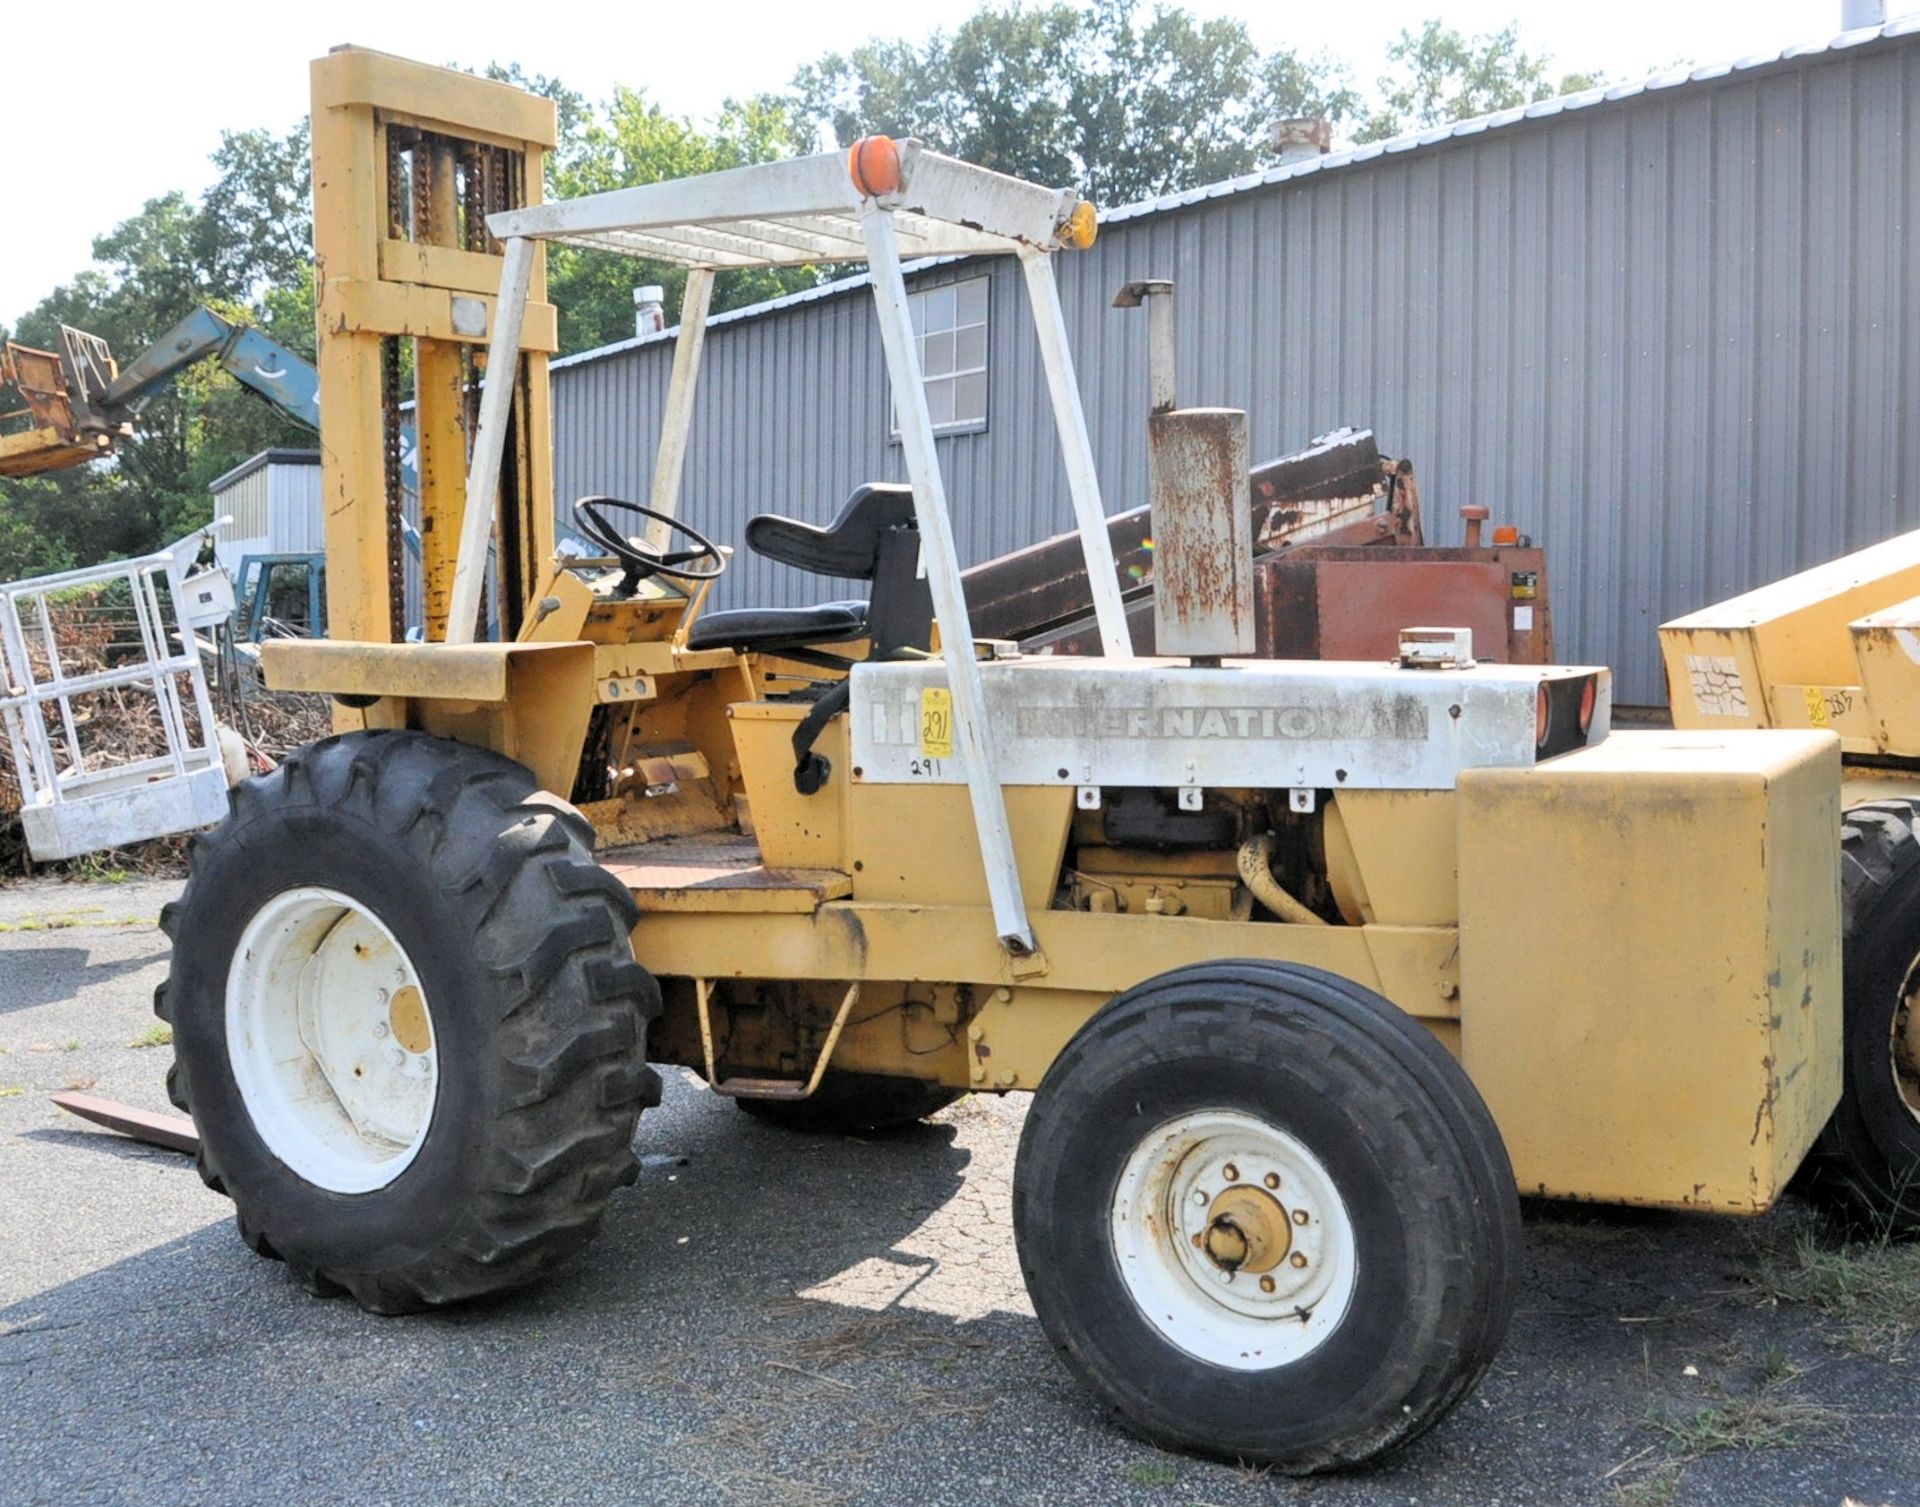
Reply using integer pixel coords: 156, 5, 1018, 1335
1110, 1109, 1357, 1371
225, 887, 439, 1194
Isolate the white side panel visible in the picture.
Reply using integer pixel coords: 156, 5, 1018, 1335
850, 658, 1609, 790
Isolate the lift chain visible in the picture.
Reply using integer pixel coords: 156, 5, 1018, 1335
380, 335, 406, 642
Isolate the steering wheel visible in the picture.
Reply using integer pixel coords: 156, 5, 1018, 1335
572, 495, 726, 595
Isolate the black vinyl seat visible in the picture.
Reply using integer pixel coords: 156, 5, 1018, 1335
685, 599, 867, 652
684, 483, 933, 656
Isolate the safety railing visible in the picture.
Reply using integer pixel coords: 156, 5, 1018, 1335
0, 524, 234, 860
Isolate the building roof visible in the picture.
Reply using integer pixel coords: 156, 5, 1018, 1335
208, 448, 320, 494
552, 12, 1920, 374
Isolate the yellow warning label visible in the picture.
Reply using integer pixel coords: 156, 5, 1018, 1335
1802, 685, 1830, 728
920, 687, 954, 758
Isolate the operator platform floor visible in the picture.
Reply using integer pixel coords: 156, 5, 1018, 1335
599, 831, 851, 913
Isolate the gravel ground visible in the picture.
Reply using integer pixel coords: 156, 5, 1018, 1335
2, 877, 1916, 1507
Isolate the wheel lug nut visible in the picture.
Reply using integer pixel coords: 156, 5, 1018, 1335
1222, 1163, 1239, 1182
1259, 1276, 1276, 1294
1290, 1252, 1308, 1269
1191, 1189, 1207, 1205
390, 1047, 406, 1067
1216, 1268, 1232, 1284
372, 1021, 389, 1038
1263, 1172, 1280, 1189
1291, 1209, 1309, 1226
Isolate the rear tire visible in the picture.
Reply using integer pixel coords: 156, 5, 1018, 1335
1013, 959, 1519, 1473
156, 731, 661, 1312
736, 1072, 963, 1133
1801, 799, 1920, 1233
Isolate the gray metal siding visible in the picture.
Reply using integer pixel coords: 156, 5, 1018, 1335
552, 35, 1920, 704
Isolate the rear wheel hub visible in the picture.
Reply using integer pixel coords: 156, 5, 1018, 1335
225, 887, 439, 1194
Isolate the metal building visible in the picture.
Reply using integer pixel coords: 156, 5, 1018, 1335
208, 449, 323, 577
210, 448, 427, 630
551, 16, 1920, 705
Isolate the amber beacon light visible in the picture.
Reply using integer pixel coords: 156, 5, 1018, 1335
848, 135, 903, 197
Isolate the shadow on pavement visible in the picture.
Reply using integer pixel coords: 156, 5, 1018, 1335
6, 1075, 1920, 1507
0, 941, 171, 1013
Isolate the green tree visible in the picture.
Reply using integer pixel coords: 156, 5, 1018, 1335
543, 88, 822, 352
1, 119, 318, 574
204, 122, 313, 297
790, 0, 1357, 205
1358, 21, 1602, 141
484, 61, 824, 352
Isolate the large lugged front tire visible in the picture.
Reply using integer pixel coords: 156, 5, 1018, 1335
1013, 960, 1520, 1473
156, 731, 661, 1313
1801, 799, 1920, 1233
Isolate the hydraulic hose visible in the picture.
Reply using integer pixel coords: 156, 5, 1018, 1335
1236, 833, 1328, 926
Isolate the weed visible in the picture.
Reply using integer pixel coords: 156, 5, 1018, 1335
70, 855, 128, 884
59, 1040, 80, 1053
0, 911, 145, 933
1122, 1457, 1178, 1488
61, 1074, 97, 1092
1756, 1231, 1920, 1358
1611, 1460, 1683, 1505
1648, 1394, 1845, 1457
1758, 1342, 1799, 1385
0, 1086, 24, 1099
128, 1023, 172, 1049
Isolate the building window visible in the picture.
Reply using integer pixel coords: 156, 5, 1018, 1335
895, 275, 988, 436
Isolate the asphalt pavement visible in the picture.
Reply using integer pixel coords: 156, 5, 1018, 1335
1, 877, 1914, 1507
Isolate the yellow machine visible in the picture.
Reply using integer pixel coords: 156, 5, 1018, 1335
156, 50, 1844, 1474
1664, 535, 1920, 1236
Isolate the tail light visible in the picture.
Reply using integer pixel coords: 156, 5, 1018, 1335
1536, 674, 1601, 759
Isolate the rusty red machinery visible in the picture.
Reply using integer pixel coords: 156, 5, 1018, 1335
962, 424, 1551, 665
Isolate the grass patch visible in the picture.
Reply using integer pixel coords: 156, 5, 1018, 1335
0, 909, 146, 933
127, 1023, 172, 1049
1609, 1460, 1683, 1505
1648, 1394, 1845, 1458
0, 1086, 24, 1099
1122, 1457, 1178, 1488
1756, 1231, 1920, 1358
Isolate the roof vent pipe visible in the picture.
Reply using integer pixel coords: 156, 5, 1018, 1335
633, 285, 666, 337
1272, 118, 1332, 167
1841, 1, 1886, 27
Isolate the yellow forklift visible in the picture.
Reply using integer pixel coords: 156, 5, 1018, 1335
156, 50, 1843, 1472
1665, 539, 1920, 1234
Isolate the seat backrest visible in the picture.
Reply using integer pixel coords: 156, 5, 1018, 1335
866, 525, 933, 653
744, 483, 932, 653
744, 483, 916, 581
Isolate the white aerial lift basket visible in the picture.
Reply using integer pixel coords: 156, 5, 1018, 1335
0, 525, 233, 861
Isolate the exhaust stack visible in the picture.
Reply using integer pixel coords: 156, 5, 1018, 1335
1114, 279, 1255, 664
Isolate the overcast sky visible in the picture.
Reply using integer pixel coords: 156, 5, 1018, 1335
0, 0, 1886, 327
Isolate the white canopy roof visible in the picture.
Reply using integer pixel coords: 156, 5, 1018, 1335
486, 140, 1087, 269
